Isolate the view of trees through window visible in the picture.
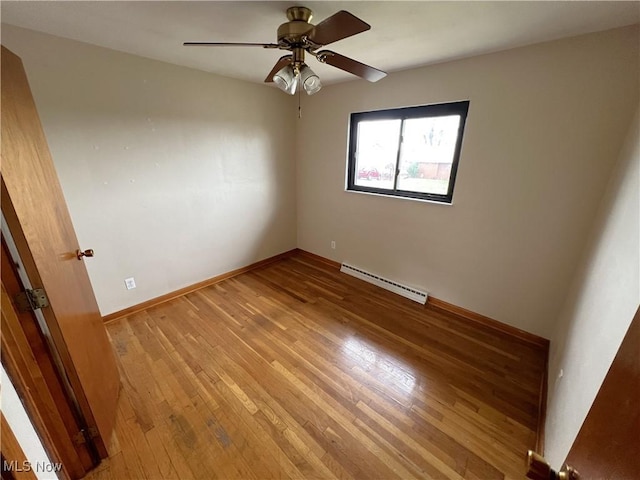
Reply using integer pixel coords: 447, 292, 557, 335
347, 101, 469, 203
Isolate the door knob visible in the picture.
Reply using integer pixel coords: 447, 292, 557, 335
76, 249, 95, 260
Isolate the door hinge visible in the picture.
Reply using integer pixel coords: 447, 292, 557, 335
14, 288, 49, 312
72, 430, 86, 445
72, 427, 99, 446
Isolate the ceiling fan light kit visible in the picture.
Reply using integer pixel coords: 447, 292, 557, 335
184, 6, 386, 95
299, 65, 322, 95
273, 64, 298, 95
273, 63, 322, 96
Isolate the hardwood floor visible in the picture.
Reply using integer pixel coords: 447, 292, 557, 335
85, 253, 546, 479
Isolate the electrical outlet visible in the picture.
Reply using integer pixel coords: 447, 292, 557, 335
331, 240, 336, 249
124, 277, 136, 290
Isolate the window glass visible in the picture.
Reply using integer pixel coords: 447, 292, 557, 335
354, 119, 400, 190
396, 115, 461, 195
346, 101, 469, 204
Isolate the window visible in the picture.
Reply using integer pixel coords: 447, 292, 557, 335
346, 101, 469, 204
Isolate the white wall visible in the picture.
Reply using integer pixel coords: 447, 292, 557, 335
296, 26, 639, 338
544, 107, 639, 468
1, 25, 297, 316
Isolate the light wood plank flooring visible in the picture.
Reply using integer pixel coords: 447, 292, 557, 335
85, 253, 546, 479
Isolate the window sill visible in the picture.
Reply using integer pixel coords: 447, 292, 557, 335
344, 187, 454, 206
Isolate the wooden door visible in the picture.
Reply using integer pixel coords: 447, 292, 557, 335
563, 306, 640, 477
2, 238, 97, 479
1, 46, 120, 458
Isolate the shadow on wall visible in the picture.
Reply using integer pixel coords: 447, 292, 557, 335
1, 24, 298, 316
544, 108, 639, 468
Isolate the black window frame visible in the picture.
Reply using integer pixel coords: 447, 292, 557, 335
346, 100, 470, 204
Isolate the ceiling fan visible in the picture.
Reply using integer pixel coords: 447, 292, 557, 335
184, 6, 387, 95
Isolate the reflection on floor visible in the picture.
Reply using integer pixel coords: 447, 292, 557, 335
85, 252, 546, 479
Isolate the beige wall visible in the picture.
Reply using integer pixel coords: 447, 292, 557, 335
2, 25, 297, 316
296, 25, 639, 338
544, 107, 639, 468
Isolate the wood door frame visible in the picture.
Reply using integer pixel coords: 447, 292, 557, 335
1, 178, 109, 462
1, 412, 37, 480
1, 232, 100, 479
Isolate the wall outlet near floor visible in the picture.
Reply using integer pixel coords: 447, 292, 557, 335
331, 240, 336, 250
124, 277, 136, 290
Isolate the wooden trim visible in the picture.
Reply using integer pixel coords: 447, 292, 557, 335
428, 294, 551, 452
294, 249, 550, 348
294, 248, 342, 269
1, 413, 38, 480
104, 245, 550, 451
1, 286, 72, 480
1, 236, 94, 479
293, 249, 551, 452
426, 296, 550, 349
106, 247, 548, 347
1, 239, 95, 473
536, 349, 549, 454
100, 249, 545, 479
102, 249, 299, 323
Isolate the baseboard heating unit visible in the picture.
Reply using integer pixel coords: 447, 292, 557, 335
340, 263, 428, 305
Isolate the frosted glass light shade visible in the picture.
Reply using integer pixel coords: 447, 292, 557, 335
273, 65, 298, 95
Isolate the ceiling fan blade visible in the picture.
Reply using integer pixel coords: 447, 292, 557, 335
317, 50, 386, 82
308, 11, 370, 46
265, 55, 293, 83
184, 42, 279, 49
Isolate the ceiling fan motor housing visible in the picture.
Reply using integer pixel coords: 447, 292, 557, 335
278, 7, 315, 47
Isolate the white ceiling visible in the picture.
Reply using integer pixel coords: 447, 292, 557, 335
2, 1, 638, 85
